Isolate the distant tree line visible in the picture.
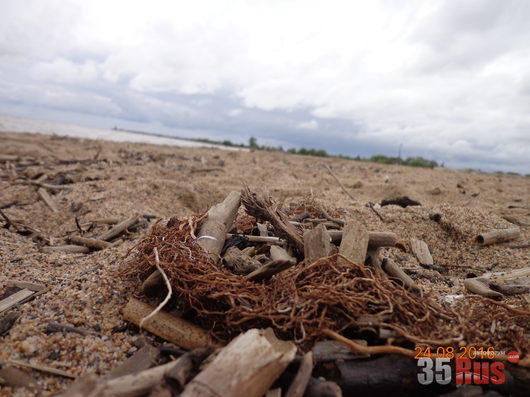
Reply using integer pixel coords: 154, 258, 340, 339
241, 137, 440, 169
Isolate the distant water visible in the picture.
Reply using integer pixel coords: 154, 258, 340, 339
0, 114, 238, 150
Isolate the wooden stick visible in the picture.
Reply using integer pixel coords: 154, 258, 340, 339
69, 236, 112, 250
318, 206, 345, 227
42, 245, 90, 254
84, 357, 190, 397
476, 228, 520, 246
366, 202, 385, 222
28, 181, 72, 191
37, 187, 59, 213
323, 164, 356, 202
181, 328, 296, 397
197, 191, 241, 263
122, 298, 212, 350
246, 258, 297, 282
99, 215, 138, 241
226, 233, 283, 244
322, 328, 415, 357
6, 280, 46, 292
0, 289, 34, 313
285, 351, 313, 397
8, 359, 75, 378
382, 258, 419, 291
0, 154, 19, 161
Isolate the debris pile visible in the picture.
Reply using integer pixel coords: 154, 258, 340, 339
95, 187, 530, 396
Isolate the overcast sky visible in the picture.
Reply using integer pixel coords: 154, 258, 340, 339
1, 0, 529, 173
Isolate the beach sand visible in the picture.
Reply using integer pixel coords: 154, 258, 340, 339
0, 129, 529, 395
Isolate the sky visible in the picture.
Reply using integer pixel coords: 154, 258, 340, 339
1, 0, 529, 173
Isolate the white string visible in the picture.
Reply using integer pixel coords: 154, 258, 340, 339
139, 247, 172, 328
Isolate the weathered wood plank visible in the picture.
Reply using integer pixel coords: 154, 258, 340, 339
0, 289, 34, 313
410, 238, 434, 265
339, 220, 369, 265
181, 328, 296, 397
304, 224, 332, 265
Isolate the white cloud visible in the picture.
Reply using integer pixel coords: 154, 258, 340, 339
0, 0, 529, 172
297, 120, 319, 131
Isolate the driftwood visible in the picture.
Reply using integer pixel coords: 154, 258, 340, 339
105, 344, 160, 380
338, 220, 369, 265
476, 228, 520, 246
246, 259, 296, 282
42, 245, 90, 254
382, 258, 419, 291
319, 206, 345, 226
270, 245, 296, 263
366, 202, 385, 222
6, 280, 46, 291
181, 328, 296, 397
257, 222, 269, 236
8, 359, 75, 378
323, 164, 356, 203
304, 224, 332, 265
0, 200, 18, 210
241, 187, 304, 254
99, 215, 139, 241
0, 154, 19, 161
37, 187, 59, 213
327, 231, 397, 247
0, 311, 19, 336
69, 236, 112, 250
285, 351, 313, 397
223, 246, 261, 274
226, 233, 283, 244
380, 196, 421, 208
501, 215, 530, 227
122, 298, 212, 350
0, 289, 35, 313
410, 238, 434, 265
335, 355, 441, 397
0, 365, 40, 393
246, 246, 297, 281
85, 358, 190, 397
365, 248, 383, 273
197, 191, 241, 263
464, 267, 530, 298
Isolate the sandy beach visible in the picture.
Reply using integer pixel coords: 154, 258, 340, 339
0, 128, 529, 395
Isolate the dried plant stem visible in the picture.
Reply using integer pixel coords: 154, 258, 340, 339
139, 247, 172, 328
323, 164, 356, 203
